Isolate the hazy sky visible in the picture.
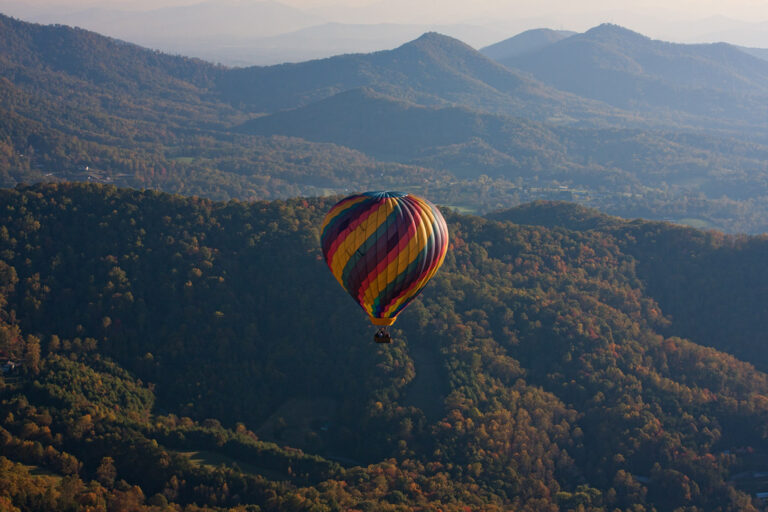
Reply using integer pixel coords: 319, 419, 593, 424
6, 0, 768, 64
16, 0, 768, 21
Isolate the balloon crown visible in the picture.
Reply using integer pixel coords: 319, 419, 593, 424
362, 191, 408, 199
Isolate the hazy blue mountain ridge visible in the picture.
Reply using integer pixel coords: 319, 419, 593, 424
216, 31, 626, 124
0, 13, 221, 93
480, 28, 576, 61
4, 0, 326, 44
500, 24, 768, 128
4, 13, 768, 231
738, 46, 768, 61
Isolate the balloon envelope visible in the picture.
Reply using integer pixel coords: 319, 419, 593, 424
321, 191, 449, 326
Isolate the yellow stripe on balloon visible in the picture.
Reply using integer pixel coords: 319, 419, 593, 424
328, 201, 393, 279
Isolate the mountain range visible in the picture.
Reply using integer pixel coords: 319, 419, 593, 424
493, 24, 768, 131
217, 31, 622, 124
3, 13, 768, 231
5, 0, 768, 65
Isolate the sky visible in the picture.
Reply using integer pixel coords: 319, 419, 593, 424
7, 0, 768, 41
4, 0, 768, 65
18, 0, 768, 22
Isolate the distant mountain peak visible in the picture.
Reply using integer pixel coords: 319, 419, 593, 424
401, 31, 476, 53
414, 31, 459, 42
582, 23, 650, 42
498, 21, 768, 126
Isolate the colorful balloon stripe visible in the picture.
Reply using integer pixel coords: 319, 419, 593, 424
321, 191, 449, 326
381, 198, 448, 318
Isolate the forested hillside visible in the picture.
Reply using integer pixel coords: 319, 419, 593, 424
496, 200, 768, 372
0, 13, 444, 201
239, 87, 768, 198
2, 184, 768, 510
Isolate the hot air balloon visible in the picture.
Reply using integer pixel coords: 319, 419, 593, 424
320, 191, 449, 343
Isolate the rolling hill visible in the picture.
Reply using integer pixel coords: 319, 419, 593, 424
491, 200, 768, 371
237, 87, 569, 178
238, 86, 768, 197
0, 13, 452, 199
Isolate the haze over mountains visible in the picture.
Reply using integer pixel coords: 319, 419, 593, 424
496, 24, 768, 129
237, 87, 768, 193
0, 0, 510, 65
3, 0, 768, 65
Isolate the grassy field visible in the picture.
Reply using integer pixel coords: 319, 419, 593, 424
442, 204, 477, 215
20, 463, 63, 485
676, 217, 716, 230
256, 398, 337, 449
170, 157, 195, 164
178, 450, 289, 480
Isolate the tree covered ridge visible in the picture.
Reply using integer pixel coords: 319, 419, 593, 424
493, 200, 768, 372
0, 184, 767, 510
